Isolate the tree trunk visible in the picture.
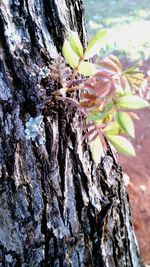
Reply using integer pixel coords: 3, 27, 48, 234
0, 1, 144, 266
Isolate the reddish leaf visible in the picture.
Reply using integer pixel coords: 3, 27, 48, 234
81, 128, 96, 141
82, 71, 115, 98
109, 55, 122, 68
129, 112, 140, 120
80, 92, 103, 108
96, 58, 120, 73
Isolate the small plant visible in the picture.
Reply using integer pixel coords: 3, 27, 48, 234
53, 31, 149, 164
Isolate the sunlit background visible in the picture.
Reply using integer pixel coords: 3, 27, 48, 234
84, 0, 150, 61
84, 0, 150, 264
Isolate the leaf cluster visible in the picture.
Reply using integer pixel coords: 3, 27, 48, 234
54, 31, 149, 163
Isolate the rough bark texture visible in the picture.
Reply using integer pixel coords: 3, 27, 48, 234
0, 0, 144, 266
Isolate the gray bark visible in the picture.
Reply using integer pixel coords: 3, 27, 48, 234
0, 0, 144, 266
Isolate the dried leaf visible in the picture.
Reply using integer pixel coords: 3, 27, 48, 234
50, 55, 72, 87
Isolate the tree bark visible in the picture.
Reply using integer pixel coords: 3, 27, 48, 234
0, 0, 144, 266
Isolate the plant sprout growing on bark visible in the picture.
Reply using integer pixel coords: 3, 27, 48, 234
53, 31, 149, 164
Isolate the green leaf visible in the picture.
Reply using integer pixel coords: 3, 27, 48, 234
78, 61, 97, 76
105, 122, 121, 135
90, 136, 104, 164
106, 135, 136, 156
116, 95, 149, 110
123, 63, 141, 74
69, 31, 84, 58
84, 30, 107, 59
87, 103, 113, 122
115, 111, 135, 138
87, 110, 103, 122
115, 85, 124, 97
62, 39, 79, 68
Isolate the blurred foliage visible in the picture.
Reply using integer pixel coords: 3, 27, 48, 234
84, 0, 150, 60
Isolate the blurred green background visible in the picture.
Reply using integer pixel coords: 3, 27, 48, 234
84, 0, 150, 61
